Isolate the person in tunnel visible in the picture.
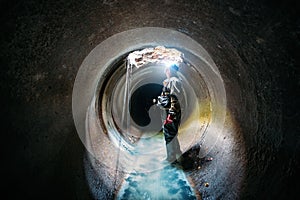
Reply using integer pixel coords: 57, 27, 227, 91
155, 64, 183, 163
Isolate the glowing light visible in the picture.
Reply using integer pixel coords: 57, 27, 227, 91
162, 60, 180, 70
127, 46, 183, 68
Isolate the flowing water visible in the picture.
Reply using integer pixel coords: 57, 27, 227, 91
116, 136, 197, 200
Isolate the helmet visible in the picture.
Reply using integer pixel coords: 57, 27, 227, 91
170, 64, 179, 72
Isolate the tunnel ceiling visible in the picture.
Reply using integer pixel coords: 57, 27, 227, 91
1, 0, 299, 199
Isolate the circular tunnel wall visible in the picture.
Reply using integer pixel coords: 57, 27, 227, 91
2, 0, 299, 199
72, 28, 227, 174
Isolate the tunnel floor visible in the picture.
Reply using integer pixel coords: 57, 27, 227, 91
115, 136, 197, 200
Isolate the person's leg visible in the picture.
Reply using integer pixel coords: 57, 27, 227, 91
163, 124, 176, 162
172, 135, 182, 157
163, 122, 180, 161
166, 138, 182, 161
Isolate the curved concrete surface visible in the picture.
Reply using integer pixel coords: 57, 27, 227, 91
1, 0, 299, 199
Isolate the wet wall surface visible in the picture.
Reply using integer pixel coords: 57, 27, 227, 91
1, 0, 299, 199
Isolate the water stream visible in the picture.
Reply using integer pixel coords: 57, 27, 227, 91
116, 136, 197, 200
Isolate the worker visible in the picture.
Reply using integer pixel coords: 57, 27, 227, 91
156, 64, 182, 163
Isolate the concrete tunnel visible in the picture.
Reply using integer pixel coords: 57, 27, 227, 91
1, 0, 299, 199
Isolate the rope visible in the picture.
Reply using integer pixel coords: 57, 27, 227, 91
113, 58, 131, 192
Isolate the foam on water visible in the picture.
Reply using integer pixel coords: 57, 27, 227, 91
117, 137, 197, 200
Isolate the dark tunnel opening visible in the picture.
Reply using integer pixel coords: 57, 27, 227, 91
1, 0, 299, 199
129, 83, 163, 127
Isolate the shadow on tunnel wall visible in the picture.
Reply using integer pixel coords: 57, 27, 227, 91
1, 0, 299, 199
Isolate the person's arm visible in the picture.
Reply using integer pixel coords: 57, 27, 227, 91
169, 95, 179, 114
164, 79, 181, 124
156, 93, 170, 109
